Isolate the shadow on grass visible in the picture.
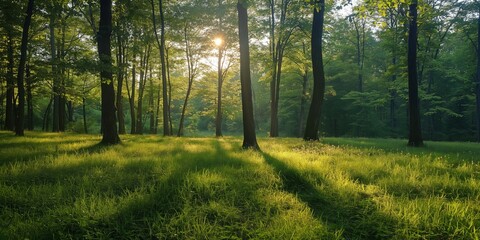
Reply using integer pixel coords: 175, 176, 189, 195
1, 138, 265, 239
261, 151, 398, 240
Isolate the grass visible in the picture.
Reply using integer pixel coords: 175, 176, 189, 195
0, 131, 479, 239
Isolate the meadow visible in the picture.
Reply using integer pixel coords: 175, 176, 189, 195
0, 131, 479, 239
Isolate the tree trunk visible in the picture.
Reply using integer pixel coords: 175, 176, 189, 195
4, 34, 15, 131
178, 25, 195, 137
177, 82, 192, 137
26, 64, 34, 130
269, 0, 278, 138
49, 13, 60, 133
136, 47, 150, 134
82, 79, 88, 134
167, 48, 173, 134
116, 32, 126, 134
476, 8, 480, 142
272, 48, 284, 136
215, 47, 223, 137
407, 1, 423, 147
298, 67, 308, 137
159, 0, 171, 136
127, 56, 136, 134
15, 0, 34, 136
149, 73, 155, 134
59, 78, 66, 132
59, 19, 66, 132
304, 1, 326, 141
98, 0, 120, 144
237, 1, 259, 150
42, 97, 53, 131
151, 0, 171, 136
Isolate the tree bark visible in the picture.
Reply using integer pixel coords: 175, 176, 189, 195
215, 47, 223, 137
298, 65, 308, 137
98, 0, 120, 144
304, 2, 326, 141
149, 73, 155, 134
151, 0, 171, 136
126, 56, 136, 134
159, 0, 171, 136
407, 1, 423, 147
237, 1, 259, 150
15, 0, 34, 136
476, 8, 480, 142
49, 13, 61, 133
178, 24, 195, 137
26, 64, 34, 130
136, 46, 150, 134
42, 97, 53, 131
116, 31, 126, 134
5, 34, 15, 131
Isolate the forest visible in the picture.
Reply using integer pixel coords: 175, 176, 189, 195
0, 0, 478, 143
1, 0, 480, 239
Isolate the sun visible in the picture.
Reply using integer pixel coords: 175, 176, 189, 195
213, 37, 223, 47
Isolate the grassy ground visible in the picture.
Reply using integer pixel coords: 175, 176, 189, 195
0, 131, 479, 239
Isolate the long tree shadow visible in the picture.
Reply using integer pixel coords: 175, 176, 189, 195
261, 151, 398, 240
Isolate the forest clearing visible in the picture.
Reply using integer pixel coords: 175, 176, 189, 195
1, 132, 479, 239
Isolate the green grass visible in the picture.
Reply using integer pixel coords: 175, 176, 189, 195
0, 132, 479, 239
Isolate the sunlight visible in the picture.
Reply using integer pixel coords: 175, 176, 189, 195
213, 37, 223, 47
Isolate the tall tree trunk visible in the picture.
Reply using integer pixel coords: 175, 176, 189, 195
149, 73, 155, 134
42, 97, 53, 131
136, 47, 150, 134
304, 1, 326, 141
167, 48, 173, 134
58, 18, 66, 132
298, 67, 308, 137
26, 64, 34, 130
476, 8, 480, 142
126, 56, 136, 134
98, 0, 120, 144
50, 14, 60, 132
116, 32, 126, 134
178, 25, 195, 137
151, 0, 171, 136
269, 0, 278, 138
216, 46, 223, 137
159, 0, 171, 136
82, 79, 88, 134
237, 1, 259, 150
407, 1, 423, 147
177, 82, 193, 137
15, 0, 34, 136
59, 78, 66, 132
5, 34, 15, 131
272, 48, 284, 136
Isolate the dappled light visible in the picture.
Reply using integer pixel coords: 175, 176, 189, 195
1, 132, 479, 238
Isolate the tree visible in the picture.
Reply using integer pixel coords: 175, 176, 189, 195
407, 0, 423, 147
177, 22, 199, 137
476, 2, 480, 142
267, 0, 300, 137
15, 0, 35, 136
98, 0, 120, 144
237, 0, 259, 150
151, 0, 171, 136
1, 0, 21, 131
304, 1, 326, 141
